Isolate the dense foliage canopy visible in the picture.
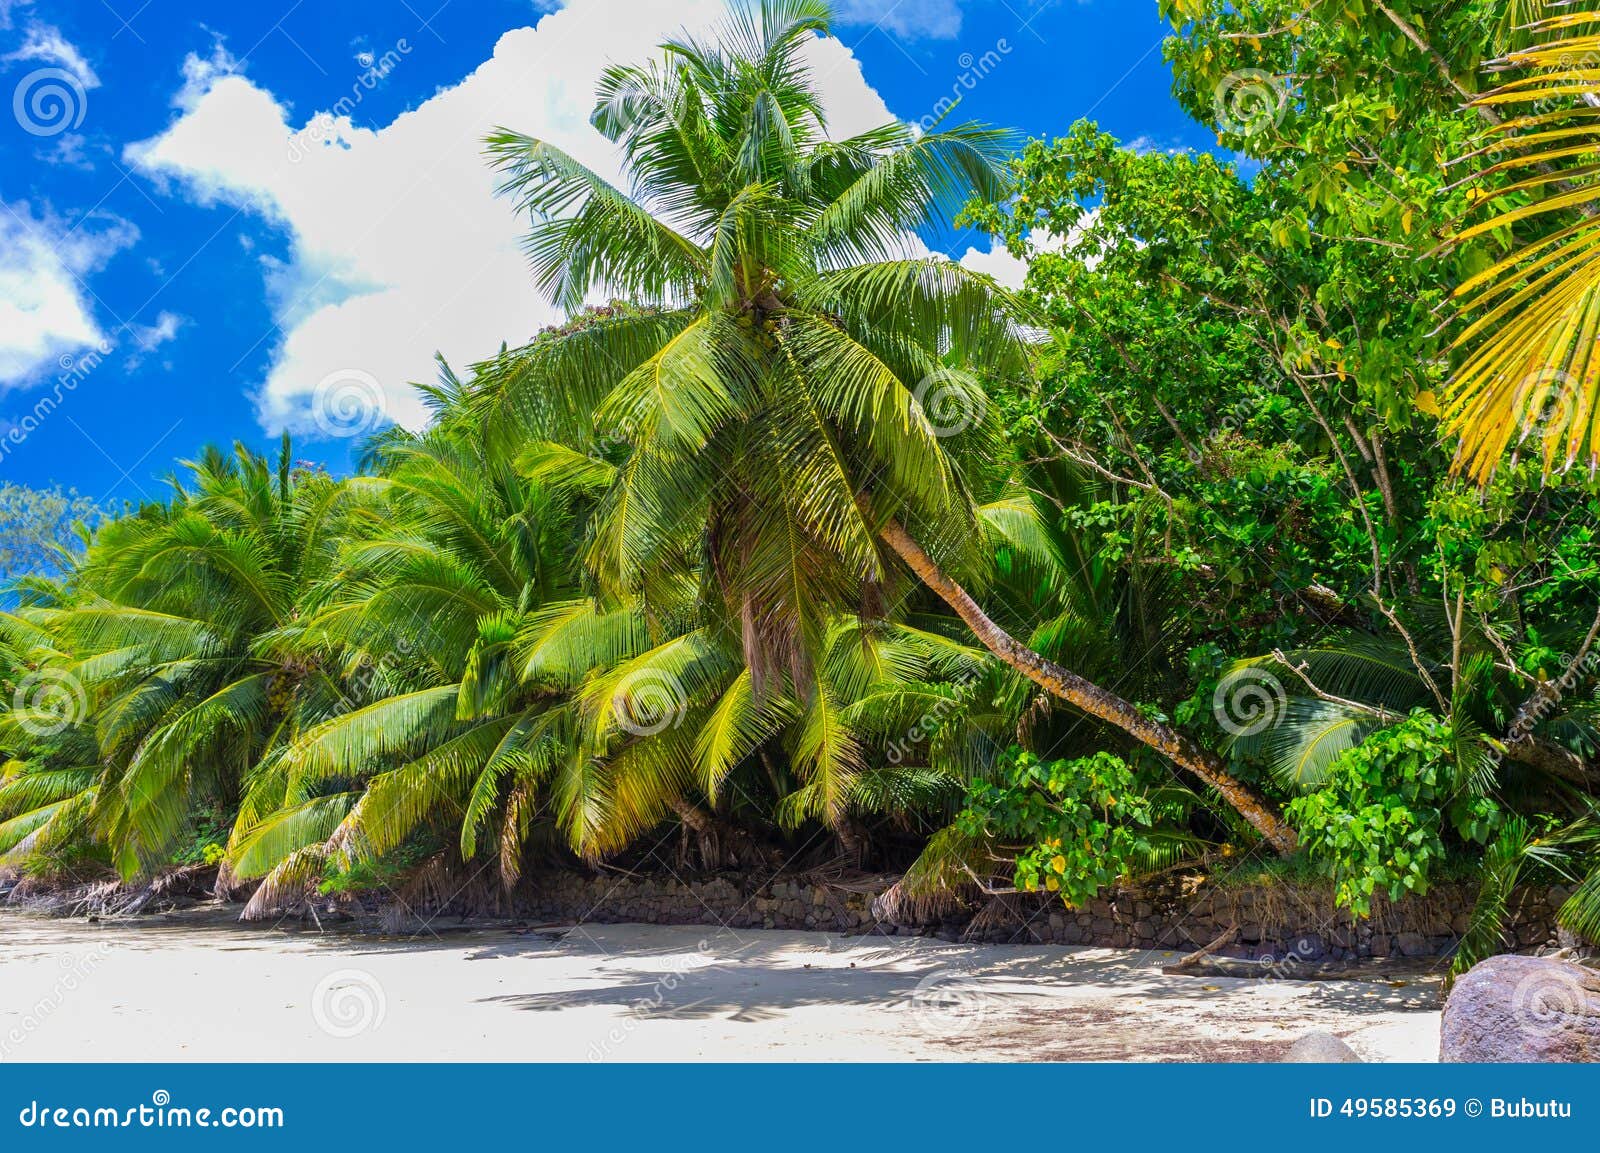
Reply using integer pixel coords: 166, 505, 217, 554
4, 0, 1600, 972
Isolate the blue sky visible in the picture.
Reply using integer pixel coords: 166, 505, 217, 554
0, 0, 1210, 507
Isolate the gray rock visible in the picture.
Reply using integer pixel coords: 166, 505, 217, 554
1395, 931, 1431, 957
1288, 933, 1325, 960
1283, 1032, 1361, 1063
1441, 955, 1600, 1062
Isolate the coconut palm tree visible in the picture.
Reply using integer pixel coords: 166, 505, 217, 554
227, 385, 1005, 908
0, 440, 363, 878
475, 0, 1297, 850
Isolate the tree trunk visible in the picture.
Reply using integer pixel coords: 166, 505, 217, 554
876, 517, 1298, 855
670, 798, 776, 871
833, 815, 870, 870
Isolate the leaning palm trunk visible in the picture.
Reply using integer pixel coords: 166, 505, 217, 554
877, 517, 1297, 854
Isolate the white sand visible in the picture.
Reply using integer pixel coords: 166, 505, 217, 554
0, 913, 1440, 1062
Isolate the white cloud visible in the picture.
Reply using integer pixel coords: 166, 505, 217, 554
2, 21, 100, 89
832, 0, 963, 40
38, 131, 92, 169
0, 203, 137, 389
957, 219, 1088, 289
173, 36, 241, 111
958, 237, 1028, 289
128, 0, 903, 438
124, 310, 184, 369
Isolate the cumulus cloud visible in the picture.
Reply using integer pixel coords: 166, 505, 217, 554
172, 36, 241, 111
0, 203, 137, 389
128, 0, 904, 438
957, 238, 1028, 289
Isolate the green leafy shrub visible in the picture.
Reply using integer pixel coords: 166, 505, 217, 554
956, 749, 1154, 908
1286, 712, 1501, 915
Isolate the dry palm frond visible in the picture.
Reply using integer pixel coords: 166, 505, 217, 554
238, 844, 328, 922
871, 823, 993, 923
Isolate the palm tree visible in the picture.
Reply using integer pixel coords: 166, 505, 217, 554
222, 406, 601, 912
475, 0, 1296, 850
1447, 6, 1600, 480
0, 440, 361, 878
225, 379, 1004, 907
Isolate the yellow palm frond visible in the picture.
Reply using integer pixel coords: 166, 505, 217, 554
1448, 8, 1600, 481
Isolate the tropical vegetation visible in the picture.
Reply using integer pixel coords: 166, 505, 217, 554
5, 0, 1600, 977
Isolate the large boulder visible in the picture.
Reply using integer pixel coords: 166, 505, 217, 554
1441, 954, 1600, 1062
1283, 1031, 1361, 1062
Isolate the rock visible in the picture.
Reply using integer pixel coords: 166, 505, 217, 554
1395, 932, 1432, 957
1287, 933, 1325, 960
1441, 955, 1600, 1062
1283, 1032, 1361, 1063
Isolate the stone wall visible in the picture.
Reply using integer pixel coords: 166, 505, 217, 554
516, 870, 1575, 962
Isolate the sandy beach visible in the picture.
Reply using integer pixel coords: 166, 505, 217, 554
0, 911, 1440, 1062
